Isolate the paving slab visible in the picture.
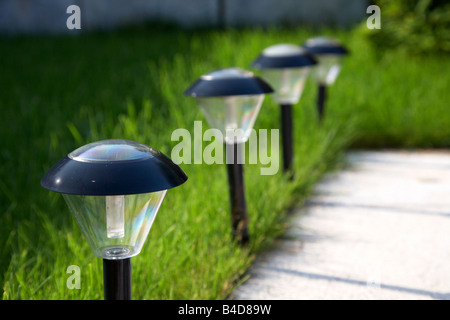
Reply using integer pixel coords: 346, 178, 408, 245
232, 150, 450, 300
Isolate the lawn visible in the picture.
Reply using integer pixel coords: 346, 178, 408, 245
0, 23, 449, 300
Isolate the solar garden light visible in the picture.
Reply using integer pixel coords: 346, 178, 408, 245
251, 44, 317, 174
185, 68, 273, 245
302, 37, 349, 121
40, 139, 187, 300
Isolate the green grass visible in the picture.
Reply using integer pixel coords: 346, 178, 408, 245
0, 23, 449, 300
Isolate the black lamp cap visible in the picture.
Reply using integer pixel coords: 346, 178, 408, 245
184, 67, 273, 98
302, 37, 349, 56
40, 139, 188, 196
251, 43, 317, 69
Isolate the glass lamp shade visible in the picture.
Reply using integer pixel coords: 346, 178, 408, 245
259, 68, 309, 105
41, 139, 188, 260
185, 68, 273, 144
251, 44, 317, 105
311, 54, 342, 85
196, 94, 264, 144
63, 191, 166, 259
301, 37, 348, 86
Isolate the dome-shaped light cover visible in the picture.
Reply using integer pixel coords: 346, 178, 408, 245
185, 68, 273, 144
302, 37, 348, 85
252, 44, 317, 105
41, 139, 188, 259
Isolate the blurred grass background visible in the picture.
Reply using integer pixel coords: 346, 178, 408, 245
0, 21, 449, 299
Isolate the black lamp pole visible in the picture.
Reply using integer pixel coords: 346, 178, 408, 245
225, 142, 249, 245
103, 258, 132, 300
280, 103, 293, 172
317, 83, 327, 121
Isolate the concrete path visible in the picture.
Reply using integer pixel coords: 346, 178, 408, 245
232, 150, 450, 300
